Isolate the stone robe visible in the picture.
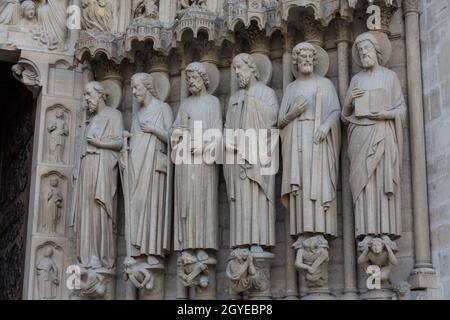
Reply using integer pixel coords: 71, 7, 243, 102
279, 75, 341, 238
82, 0, 114, 32
74, 107, 124, 269
42, 186, 63, 233
342, 66, 406, 240
35, 255, 59, 300
36, 0, 67, 45
0, 0, 20, 25
48, 116, 68, 162
129, 99, 173, 257
224, 82, 279, 248
173, 94, 222, 251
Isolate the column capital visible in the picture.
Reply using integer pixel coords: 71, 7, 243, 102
335, 19, 352, 44
300, 14, 324, 47
148, 49, 169, 73
403, 0, 419, 15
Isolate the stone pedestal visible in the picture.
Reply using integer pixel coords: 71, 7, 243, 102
74, 268, 116, 300
228, 250, 274, 300
139, 268, 165, 300
301, 288, 336, 301
177, 251, 218, 300
360, 289, 394, 300
247, 252, 274, 300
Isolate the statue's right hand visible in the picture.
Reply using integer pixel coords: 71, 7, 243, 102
288, 100, 308, 120
352, 88, 365, 100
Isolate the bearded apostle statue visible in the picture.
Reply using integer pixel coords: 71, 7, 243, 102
342, 32, 406, 294
224, 53, 279, 298
171, 62, 222, 299
278, 42, 341, 296
72, 81, 124, 271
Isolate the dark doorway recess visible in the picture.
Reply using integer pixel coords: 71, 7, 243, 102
0, 61, 35, 300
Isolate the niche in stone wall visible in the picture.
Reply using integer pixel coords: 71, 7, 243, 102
38, 171, 68, 236
33, 242, 63, 300
47, 60, 75, 97
43, 105, 71, 165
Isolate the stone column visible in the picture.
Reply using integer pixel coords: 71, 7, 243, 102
336, 19, 359, 300
282, 26, 298, 300
403, 0, 437, 290
180, 48, 189, 101
230, 45, 238, 95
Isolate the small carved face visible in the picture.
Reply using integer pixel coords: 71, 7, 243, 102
187, 70, 204, 95
297, 49, 315, 75
84, 84, 101, 114
357, 40, 377, 69
50, 178, 59, 188
132, 80, 148, 104
44, 247, 54, 258
234, 59, 253, 89
123, 257, 137, 268
23, 5, 36, 20
55, 109, 64, 118
97, 0, 107, 7
370, 239, 385, 254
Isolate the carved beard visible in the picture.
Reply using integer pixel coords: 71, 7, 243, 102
237, 72, 251, 89
189, 82, 202, 95
299, 62, 314, 75
87, 102, 98, 115
361, 54, 376, 68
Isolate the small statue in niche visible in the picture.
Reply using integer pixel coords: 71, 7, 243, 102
47, 109, 69, 164
35, 247, 60, 300
123, 257, 156, 290
133, 0, 158, 20
177, 250, 210, 289
357, 236, 399, 287
41, 178, 63, 234
226, 248, 257, 293
293, 235, 330, 288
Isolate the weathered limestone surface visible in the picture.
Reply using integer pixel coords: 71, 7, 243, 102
0, 0, 447, 300
420, 0, 450, 299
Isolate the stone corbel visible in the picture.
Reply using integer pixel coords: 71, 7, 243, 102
11, 59, 41, 98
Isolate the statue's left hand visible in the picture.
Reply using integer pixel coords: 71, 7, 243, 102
87, 137, 103, 148
140, 122, 156, 134
314, 124, 330, 144
366, 110, 395, 120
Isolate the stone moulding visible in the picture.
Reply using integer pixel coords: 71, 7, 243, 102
125, 21, 173, 55
74, 0, 352, 65
225, 0, 282, 33
281, 0, 340, 27
75, 31, 126, 65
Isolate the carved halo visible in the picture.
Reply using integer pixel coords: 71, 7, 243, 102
150, 72, 171, 102
291, 44, 330, 78
202, 61, 220, 95
352, 31, 392, 68
250, 53, 273, 85
101, 79, 123, 109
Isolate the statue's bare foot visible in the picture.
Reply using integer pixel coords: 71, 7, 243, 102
250, 245, 263, 254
